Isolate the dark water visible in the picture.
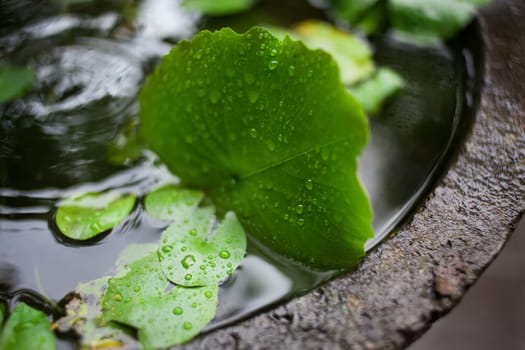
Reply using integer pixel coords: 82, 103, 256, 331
0, 0, 481, 347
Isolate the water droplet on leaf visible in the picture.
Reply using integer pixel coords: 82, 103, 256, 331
219, 250, 231, 259
268, 60, 278, 70
181, 255, 196, 269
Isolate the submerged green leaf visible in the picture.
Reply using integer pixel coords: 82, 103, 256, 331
140, 27, 373, 269
349, 67, 404, 115
144, 185, 204, 221
56, 192, 136, 240
0, 304, 5, 326
0, 64, 34, 103
389, 0, 490, 43
159, 208, 246, 286
329, 0, 489, 43
101, 253, 218, 348
182, 0, 256, 16
0, 303, 56, 350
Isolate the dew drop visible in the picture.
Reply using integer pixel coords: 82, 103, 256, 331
305, 179, 314, 190
133, 286, 141, 293
267, 140, 276, 151
183, 322, 193, 330
172, 307, 183, 316
113, 293, 122, 302
288, 65, 296, 76
268, 60, 278, 70
219, 250, 231, 259
184, 273, 192, 281
296, 204, 304, 214
189, 228, 197, 236
161, 245, 173, 253
249, 128, 258, 138
204, 291, 212, 298
181, 255, 196, 269
297, 218, 305, 226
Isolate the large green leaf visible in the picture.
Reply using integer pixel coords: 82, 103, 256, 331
55, 192, 136, 241
159, 207, 246, 286
0, 64, 34, 103
0, 303, 56, 350
144, 184, 204, 221
140, 27, 373, 269
101, 253, 218, 348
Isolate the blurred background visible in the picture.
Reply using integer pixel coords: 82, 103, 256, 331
410, 216, 525, 350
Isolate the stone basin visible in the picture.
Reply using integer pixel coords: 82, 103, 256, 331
181, 0, 525, 348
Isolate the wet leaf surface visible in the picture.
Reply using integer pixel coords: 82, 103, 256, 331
159, 208, 247, 286
140, 27, 373, 269
101, 253, 218, 348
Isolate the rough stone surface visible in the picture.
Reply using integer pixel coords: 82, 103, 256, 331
182, 0, 525, 348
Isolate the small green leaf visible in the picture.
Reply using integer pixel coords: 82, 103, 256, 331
144, 185, 204, 221
182, 0, 256, 16
140, 27, 373, 269
56, 192, 136, 241
349, 67, 404, 115
389, 0, 490, 43
0, 64, 34, 103
269, 21, 375, 85
329, 0, 380, 24
159, 208, 247, 286
101, 253, 218, 348
0, 303, 56, 350
328, 0, 489, 43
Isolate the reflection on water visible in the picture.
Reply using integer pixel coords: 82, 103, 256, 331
0, 0, 478, 346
